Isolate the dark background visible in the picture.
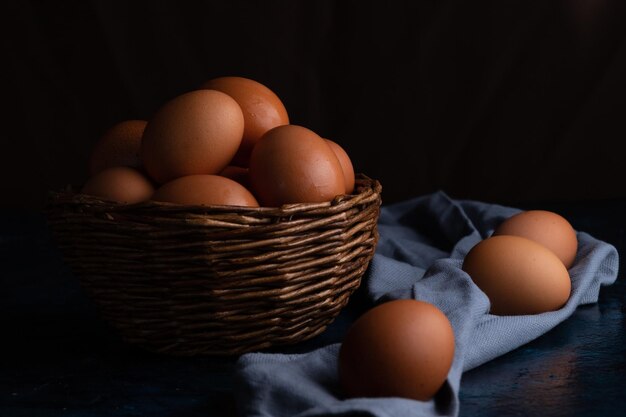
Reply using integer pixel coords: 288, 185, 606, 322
4, 0, 626, 209
3, 3, 626, 416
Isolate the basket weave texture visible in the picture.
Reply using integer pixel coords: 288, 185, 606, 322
46, 174, 382, 356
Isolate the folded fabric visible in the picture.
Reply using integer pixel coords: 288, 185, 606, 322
234, 191, 619, 417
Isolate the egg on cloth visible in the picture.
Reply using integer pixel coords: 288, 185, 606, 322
219, 165, 250, 188
249, 124, 345, 207
151, 174, 258, 207
140, 89, 244, 184
462, 235, 571, 315
339, 299, 455, 402
201, 76, 289, 167
493, 210, 578, 269
81, 166, 154, 204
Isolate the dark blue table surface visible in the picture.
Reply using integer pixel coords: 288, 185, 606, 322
1, 200, 624, 417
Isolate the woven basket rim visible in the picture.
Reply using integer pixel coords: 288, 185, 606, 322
47, 173, 382, 216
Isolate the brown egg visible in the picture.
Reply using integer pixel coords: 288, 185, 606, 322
339, 299, 455, 401
89, 120, 147, 175
219, 165, 250, 188
201, 76, 289, 167
462, 235, 571, 315
151, 175, 259, 207
81, 166, 154, 204
141, 89, 244, 184
493, 210, 578, 269
249, 125, 345, 207
325, 139, 355, 194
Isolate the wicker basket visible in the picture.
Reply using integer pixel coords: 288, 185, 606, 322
46, 174, 381, 356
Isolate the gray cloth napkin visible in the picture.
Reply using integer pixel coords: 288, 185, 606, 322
234, 191, 619, 417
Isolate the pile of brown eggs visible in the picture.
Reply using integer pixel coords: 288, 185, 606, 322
82, 77, 355, 208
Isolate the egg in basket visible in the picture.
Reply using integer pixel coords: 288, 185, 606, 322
47, 77, 382, 356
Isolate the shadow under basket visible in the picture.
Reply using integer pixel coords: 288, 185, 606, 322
46, 174, 382, 356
